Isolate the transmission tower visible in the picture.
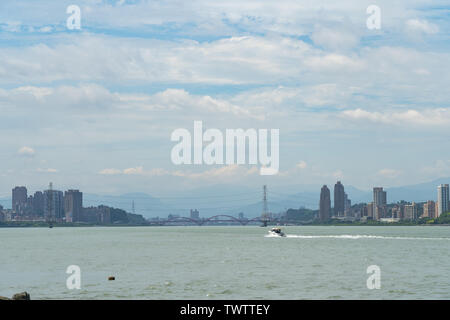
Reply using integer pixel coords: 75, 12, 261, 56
262, 185, 269, 227
46, 182, 54, 226
132, 200, 135, 214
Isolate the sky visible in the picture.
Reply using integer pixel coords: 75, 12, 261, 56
0, 0, 449, 197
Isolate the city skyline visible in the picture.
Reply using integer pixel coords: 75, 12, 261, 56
3, 178, 449, 222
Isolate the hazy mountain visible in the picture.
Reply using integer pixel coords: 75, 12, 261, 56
83, 192, 164, 217
385, 178, 450, 203
341, 178, 450, 204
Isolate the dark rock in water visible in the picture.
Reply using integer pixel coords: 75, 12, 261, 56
108, 276, 115, 281
12, 292, 30, 300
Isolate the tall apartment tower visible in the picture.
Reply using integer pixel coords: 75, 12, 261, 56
373, 187, 387, 206
64, 190, 83, 222
344, 193, 351, 216
44, 189, 64, 221
367, 202, 375, 219
33, 191, 45, 216
319, 185, 331, 221
12, 186, 27, 213
437, 184, 449, 216
404, 202, 418, 220
334, 181, 345, 217
423, 200, 436, 219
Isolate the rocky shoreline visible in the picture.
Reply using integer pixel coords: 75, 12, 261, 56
0, 292, 30, 300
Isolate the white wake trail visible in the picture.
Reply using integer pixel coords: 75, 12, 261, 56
264, 234, 450, 241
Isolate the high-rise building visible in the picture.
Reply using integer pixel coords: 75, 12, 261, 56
372, 187, 387, 221
423, 200, 436, 219
12, 186, 27, 214
27, 195, 33, 208
334, 181, 345, 217
64, 190, 83, 222
33, 191, 44, 216
374, 205, 386, 220
319, 185, 331, 221
403, 202, 418, 220
437, 184, 449, 217
373, 187, 387, 206
367, 202, 374, 219
344, 193, 351, 216
44, 189, 64, 221
190, 209, 199, 220
360, 205, 368, 217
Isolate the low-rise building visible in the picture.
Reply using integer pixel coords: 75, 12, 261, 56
82, 206, 111, 224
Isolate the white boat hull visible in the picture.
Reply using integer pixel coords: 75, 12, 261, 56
268, 231, 286, 237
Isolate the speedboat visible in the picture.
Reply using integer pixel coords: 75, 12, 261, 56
268, 227, 286, 237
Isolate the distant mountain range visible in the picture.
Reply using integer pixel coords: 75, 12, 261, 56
1, 177, 448, 218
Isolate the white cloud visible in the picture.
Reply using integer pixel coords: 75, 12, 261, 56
0, 84, 118, 114
37, 168, 58, 173
305, 53, 364, 71
406, 19, 439, 34
148, 89, 263, 119
296, 161, 307, 169
39, 26, 52, 33
97, 165, 258, 181
311, 26, 359, 50
333, 170, 344, 180
2, 21, 21, 32
378, 169, 402, 178
0, 35, 312, 85
99, 168, 122, 175
421, 160, 450, 177
1, 0, 446, 38
0, 34, 448, 110
18, 146, 35, 156
0, 85, 263, 120
173, 165, 258, 179
341, 108, 450, 126
99, 167, 170, 177
123, 166, 144, 175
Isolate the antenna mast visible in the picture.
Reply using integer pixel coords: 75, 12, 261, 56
262, 185, 269, 227
46, 182, 54, 225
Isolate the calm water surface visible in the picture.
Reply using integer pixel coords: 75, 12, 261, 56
1, 226, 449, 299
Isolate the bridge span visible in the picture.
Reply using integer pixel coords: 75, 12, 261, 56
146, 215, 311, 226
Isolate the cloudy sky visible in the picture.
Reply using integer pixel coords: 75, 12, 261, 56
0, 0, 449, 197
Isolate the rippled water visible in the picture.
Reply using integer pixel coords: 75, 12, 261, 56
1, 226, 449, 299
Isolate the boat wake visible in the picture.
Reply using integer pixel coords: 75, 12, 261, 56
264, 233, 285, 238
265, 234, 450, 240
